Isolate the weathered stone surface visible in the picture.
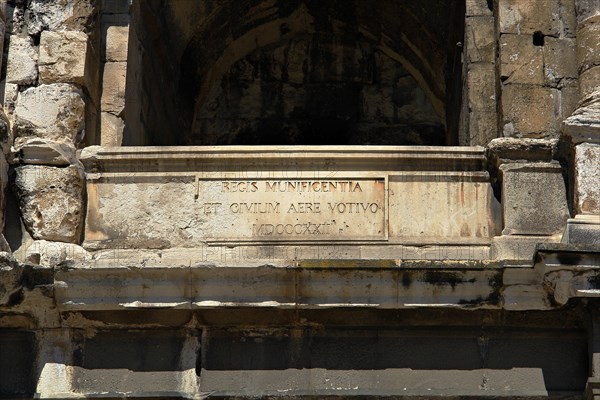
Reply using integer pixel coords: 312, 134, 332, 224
27, 0, 96, 35
580, 65, 600, 102
466, 16, 495, 63
0, 107, 10, 154
502, 85, 559, 138
499, 0, 561, 36
3, 82, 18, 119
575, 0, 600, 23
562, 215, 600, 244
101, 61, 126, 115
13, 165, 84, 243
25, 240, 90, 267
14, 138, 79, 166
466, 0, 493, 16
500, 34, 544, 85
544, 37, 577, 87
577, 16, 600, 74
488, 137, 558, 165
563, 89, 600, 143
13, 84, 85, 147
575, 143, 600, 215
0, 252, 21, 305
38, 30, 88, 86
104, 24, 129, 62
5, 36, 37, 85
100, 112, 123, 146
500, 162, 569, 235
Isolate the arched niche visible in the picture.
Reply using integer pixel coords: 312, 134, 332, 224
125, 0, 465, 146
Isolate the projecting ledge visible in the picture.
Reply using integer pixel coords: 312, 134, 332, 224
53, 261, 563, 312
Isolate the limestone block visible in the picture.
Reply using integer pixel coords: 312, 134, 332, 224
501, 85, 559, 138
25, 240, 90, 267
0, 252, 20, 305
100, 112, 124, 146
104, 25, 129, 62
465, 16, 495, 64
13, 84, 85, 147
467, 63, 496, 112
467, 110, 498, 146
563, 89, 600, 142
3, 83, 18, 118
500, 34, 544, 85
500, 162, 569, 235
27, 0, 95, 35
13, 165, 84, 243
499, 0, 560, 36
101, 61, 126, 115
580, 66, 600, 102
575, 143, 600, 214
561, 85, 580, 118
39, 30, 88, 86
575, 0, 600, 23
466, 0, 493, 16
5, 36, 37, 85
0, 107, 10, 154
544, 37, 577, 87
14, 138, 79, 166
559, 0, 577, 38
577, 16, 600, 74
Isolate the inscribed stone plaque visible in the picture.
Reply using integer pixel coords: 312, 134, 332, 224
195, 178, 387, 242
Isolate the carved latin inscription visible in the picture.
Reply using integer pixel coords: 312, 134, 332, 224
196, 179, 387, 242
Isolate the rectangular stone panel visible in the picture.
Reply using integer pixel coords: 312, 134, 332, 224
195, 178, 386, 242
81, 146, 498, 256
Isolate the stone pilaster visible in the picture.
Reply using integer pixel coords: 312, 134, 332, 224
562, 0, 600, 245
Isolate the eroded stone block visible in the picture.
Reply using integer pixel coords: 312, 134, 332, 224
100, 112, 124, 146
25, 240, 90, 267
27, 0, 95, 35
13, 84, 85, 147
575, 143, 600, 215
502, 85, 559, 138
6, 36, 37, 85
39, 30, 88, 86
13, 165, 84, 243
104, 24, 129, 62
544, 37, 577, 87
466, 16, 495, 63
500, 34, 544, 85
14, 138, 79, 166
499, 0, 560, 36
101, 62, 127, 115
500, 162, 569, 235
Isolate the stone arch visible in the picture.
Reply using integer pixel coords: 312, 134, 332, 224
127, 0, 464, 145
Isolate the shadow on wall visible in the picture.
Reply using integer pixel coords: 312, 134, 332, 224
125, 0, 465, 146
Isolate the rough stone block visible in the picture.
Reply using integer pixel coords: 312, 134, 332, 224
101, 61, 127, 115
3, 83, 18, 118
544, 37, 577, 87
500, 34, 544, 85
104, 24, 129, 62
575, 143, 600, 215
25, 240, 90, 267
13, 84, 85, 147
561, 85, 580, 118
27, 0, 95, 35
560, 0, 577, 38
14, 138, 79, 166
575, 0, 600, 23
468, 110, 498, 146
466, 16, 495, 64
100, 112, 124, 146
499, 0, 561, 36
13, 165, 84, 243
5, 36, 37, 85
39, 30, 88, 86
577, 16, 600, 75
501, 85, 559, 138
467, 63, 496, 112
580, 66, 600, 102
0, 252, 20, 304
500, 162, 569, 235
466, 0, 493, 16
